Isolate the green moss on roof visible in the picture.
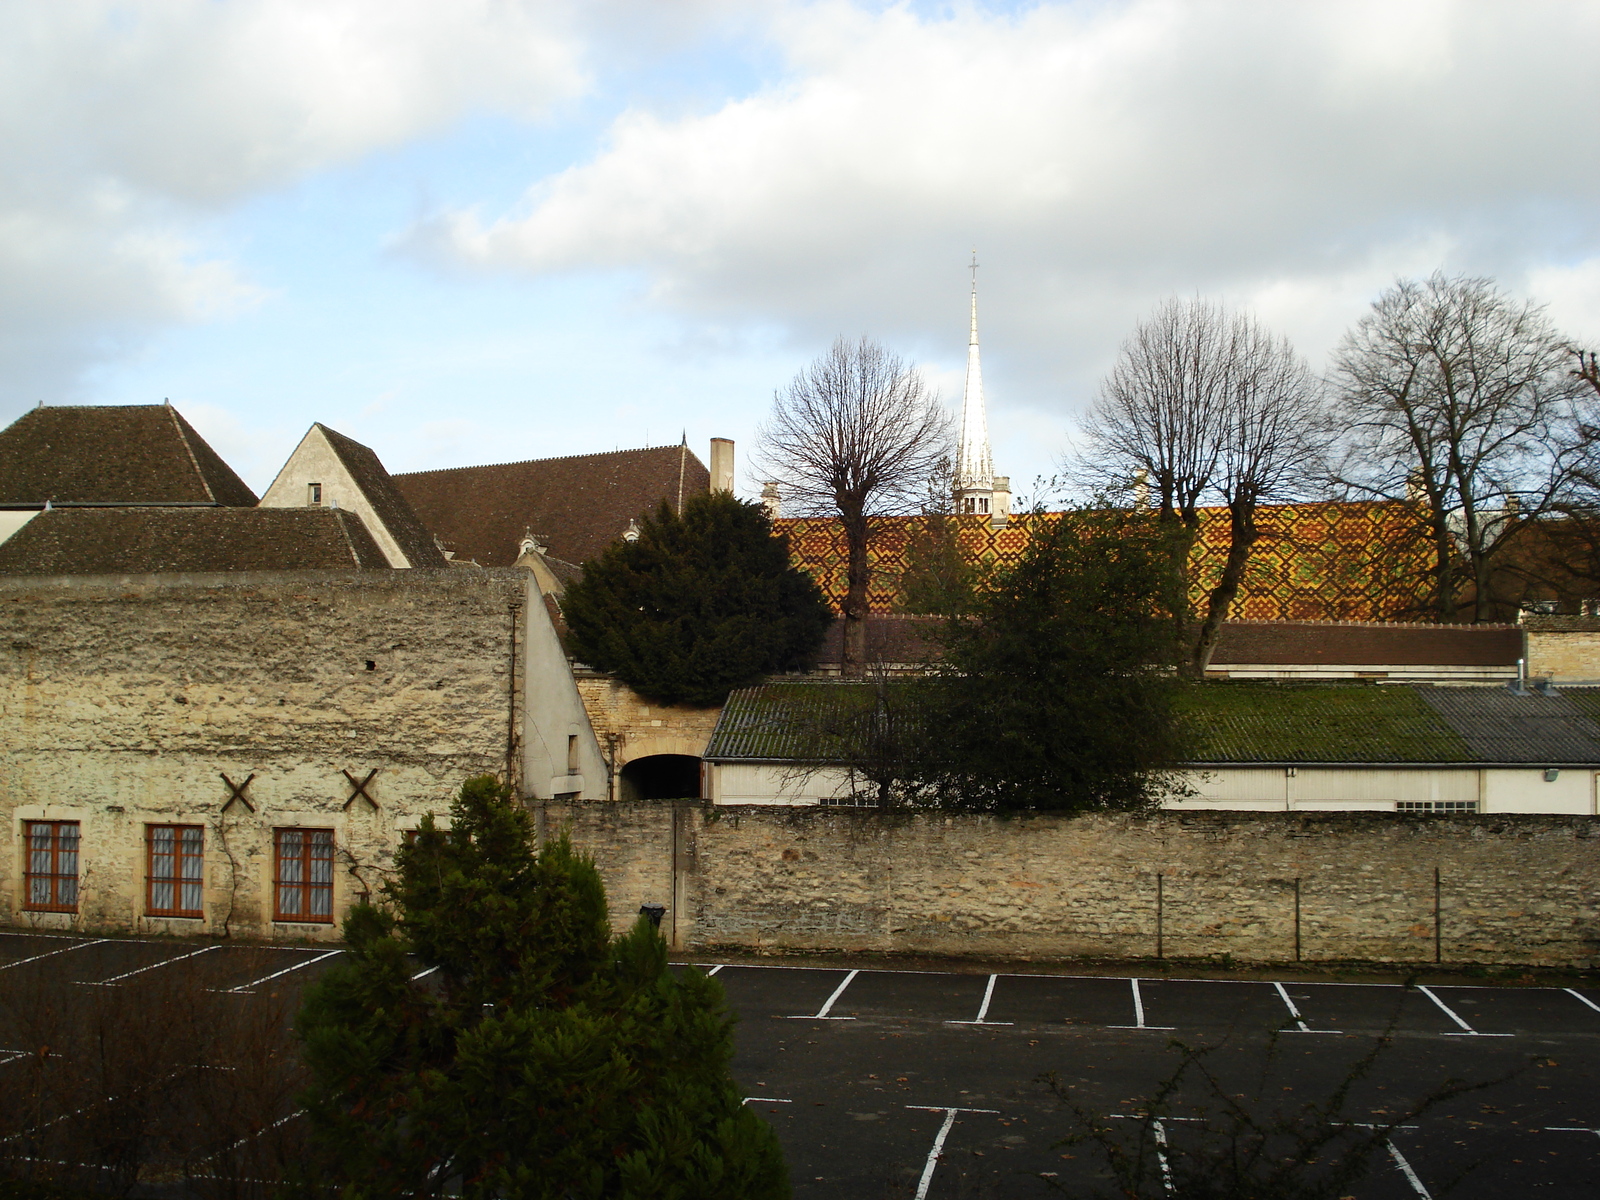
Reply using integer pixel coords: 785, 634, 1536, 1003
1178, 684, 1471, 763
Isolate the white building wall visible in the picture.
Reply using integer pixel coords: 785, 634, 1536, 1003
0, 511, 36, 547
712, 764, 853, 805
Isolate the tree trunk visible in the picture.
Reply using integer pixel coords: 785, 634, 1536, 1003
1158, 503, 1201, 665
840, 504, 870, 677
1190, 500, 1258, 676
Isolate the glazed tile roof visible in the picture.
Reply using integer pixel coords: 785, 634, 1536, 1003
705, 680, 1600, 766
0, 507, 389, 574
0, 405, 257, 507
777, 502, 1437, 624
315, 424, 447, 568
394, 445, 709, 568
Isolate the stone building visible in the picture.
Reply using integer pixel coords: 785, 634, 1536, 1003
0, 405, 606, 940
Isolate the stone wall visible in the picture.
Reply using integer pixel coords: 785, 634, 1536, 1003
573, 673, 723, 797
539, 801, 1600, 967
1526, 620, 1600, 683
0, 569, 600, 940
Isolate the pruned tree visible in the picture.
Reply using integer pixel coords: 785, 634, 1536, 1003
756, 336, 951, 675
1083, 298, 1326, 674
562, 491, 832, 706
1330, 273, 1589, 622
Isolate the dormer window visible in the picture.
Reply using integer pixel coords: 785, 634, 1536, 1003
308, 483, 322, 506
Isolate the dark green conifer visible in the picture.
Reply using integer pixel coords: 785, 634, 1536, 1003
562, 491, 832, 706
296, 776, 789, 1199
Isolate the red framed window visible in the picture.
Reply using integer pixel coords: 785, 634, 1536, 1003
24, 821, 80, 913
273, 828, 334, 923
146, 825, 204, 918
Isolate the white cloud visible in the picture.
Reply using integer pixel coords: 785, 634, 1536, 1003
428, 0, 1600, 412
0, 0, 591, 405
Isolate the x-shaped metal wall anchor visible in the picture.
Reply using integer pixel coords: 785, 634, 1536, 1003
220, 772, 256, 814
343, 768, 379, 811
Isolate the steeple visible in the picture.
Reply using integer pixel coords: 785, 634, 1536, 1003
953, 251, 995, 516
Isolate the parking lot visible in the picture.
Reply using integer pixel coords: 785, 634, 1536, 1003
4, 932, 1600, 1197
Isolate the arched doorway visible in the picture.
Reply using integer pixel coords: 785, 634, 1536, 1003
619, 754, 702, 801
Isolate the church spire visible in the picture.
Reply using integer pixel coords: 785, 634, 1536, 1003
954, 251, 995, 515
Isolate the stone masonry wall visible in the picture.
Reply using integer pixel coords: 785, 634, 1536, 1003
0, 570, 528, 940
540, 801, 1600, 968
573, 673, 723, 796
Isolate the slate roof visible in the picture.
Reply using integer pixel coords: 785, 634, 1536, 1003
314, 425, 447, 568
806, 617, 1523, 672
0, 507, 388, 574
393, 445, 710, 568
704, 680, 1600, 766
0, 405, 257, 507
1211, 621, 1522, 667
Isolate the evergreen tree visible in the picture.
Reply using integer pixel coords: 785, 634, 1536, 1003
563, 492, 832, 706
296, 776, 790, 1200
916, 504, 1190, 811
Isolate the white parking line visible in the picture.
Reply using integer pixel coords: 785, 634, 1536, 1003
788, 969, 859, 1020
78, 944, 219, 986
947, 974, 1013, 1026
1386, 1139, 1433, 1197
1563, 987, 1600, 1016
906, 1106, 999, 1200
1110, 979, 1174, 1030
1546, 1125, 1600, 1140
1272, 981, 1342, 1034
411, 964, 440, 982
0, 938, 109, 972
742, 1097, 792, 1105
1415, 985, 1511, 1037
707, 964, 725, 976
224, 950, 343, 994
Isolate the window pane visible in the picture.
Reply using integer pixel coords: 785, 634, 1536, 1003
180, 879, 203, 913
29, 877, 49, 906
310, 884, 332, 917
59, 875, 77, 907
278, 884, 301, 915
152, 880, 174, 911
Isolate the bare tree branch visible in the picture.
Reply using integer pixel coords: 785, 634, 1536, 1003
754, 335, 951, 674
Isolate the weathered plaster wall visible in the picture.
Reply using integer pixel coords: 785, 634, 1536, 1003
0, 569, 598, 940
573, 673, 722, 798
540, 801, 1600, 967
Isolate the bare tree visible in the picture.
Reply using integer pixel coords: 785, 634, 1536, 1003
756, 336, 951, 674
1330, 273, 1588, 622
1083, 298, 1326, 675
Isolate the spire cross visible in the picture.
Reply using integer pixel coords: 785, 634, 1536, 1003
969, 250, 979, 288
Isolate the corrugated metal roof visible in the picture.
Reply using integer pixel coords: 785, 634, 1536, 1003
704, 681, 1600, 766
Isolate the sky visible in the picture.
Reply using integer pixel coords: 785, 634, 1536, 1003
4, 0, 1599, 502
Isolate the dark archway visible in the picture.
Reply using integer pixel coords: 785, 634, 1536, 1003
619, 754, 702, 801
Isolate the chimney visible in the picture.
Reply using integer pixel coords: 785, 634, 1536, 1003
990, 475, 1011, 527
760, 481, 781, 520
710, 438, 735, 494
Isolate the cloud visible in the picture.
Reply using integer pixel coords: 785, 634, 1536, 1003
426, 0, 1600, 408
0, 0, 590, 406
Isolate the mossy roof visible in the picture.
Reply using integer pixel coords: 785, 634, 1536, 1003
705, 680, 1600, 766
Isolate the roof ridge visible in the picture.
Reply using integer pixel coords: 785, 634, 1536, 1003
392, 444, 702, 479
165, 405, 216, 504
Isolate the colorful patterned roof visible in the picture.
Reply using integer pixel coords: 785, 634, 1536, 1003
776, 502, 1435, 623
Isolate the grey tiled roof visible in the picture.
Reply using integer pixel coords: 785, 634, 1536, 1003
0, 405, 257, 507
704, 680, 1600, 766
0, 507, 389, 574
315, 425, 447, 568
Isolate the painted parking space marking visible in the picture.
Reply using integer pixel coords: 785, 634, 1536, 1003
946, 974, 1012, 1026
1109, 978, 1174, 1030
1386, 1138, 1433, 1198
742, 1097, 792, 1105
1273, 981, 1342, 1034
410, 964, 440, 982
707, 964, 725, 976
0, 938, 109, 972
78, 943, 219, 986
1563, 987, 1600, 1016
788, 969, 859, 1020
1416, 985, 1511, 1037
905, 1105, 999, 1200
223, 949, 343, 994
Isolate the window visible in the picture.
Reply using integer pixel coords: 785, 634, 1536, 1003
567, 734, 579, 774
24, 821, 79, 912
146, 825, 203, 918
273, 828, 335, 923
1396, 801, 1478, 814
308, 482, 322, 505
